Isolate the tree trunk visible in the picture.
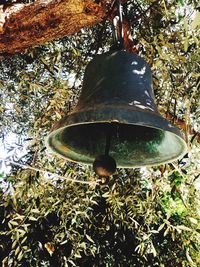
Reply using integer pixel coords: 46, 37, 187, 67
0, 0, 107, 57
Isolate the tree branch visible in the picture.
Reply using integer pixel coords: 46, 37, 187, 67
0, 0, 108, 57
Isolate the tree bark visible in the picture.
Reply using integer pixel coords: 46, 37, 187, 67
0, 0, 107, 57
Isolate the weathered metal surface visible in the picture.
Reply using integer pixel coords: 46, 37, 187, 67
46, 50, 187, 167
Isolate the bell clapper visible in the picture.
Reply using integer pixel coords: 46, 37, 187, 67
93, 124, 117, 178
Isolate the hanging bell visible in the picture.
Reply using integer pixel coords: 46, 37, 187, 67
46, 50, 187, 168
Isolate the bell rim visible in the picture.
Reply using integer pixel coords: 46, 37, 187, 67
46, 107, 187, 168
46, 130, 187, 168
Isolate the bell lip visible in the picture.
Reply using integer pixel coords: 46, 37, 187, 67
46, 129, 187, 168
46, 107, 188, 168
45, 149, 187, 169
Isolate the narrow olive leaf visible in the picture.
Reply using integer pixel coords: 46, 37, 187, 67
184, 38, 189, 53
15, 246, 20, 256
30, 208, 40, 214
157, 223, 165, 232
193, 36, 199, 46
176, 225, 192, 231
151, 243, 157, 257
185, 248, 195, 264
150, 230, 159, 234
10, 220, 19, 226
8, 222, 12, 230
12, 240, 17, 249
17, 250, 24, 261
14, 214, 25, 220
21, 236, 27, 244
86, 234, 95, 243
80, 242, 87, 250
171, 230, 175, 241
68, 260, 76, 266
189, 217, 198, 225
28, 216, 38, 221
163, 227, 170, 237
191, 11, 200, 29
102, 192, 110, 198
74, 253, 82, 258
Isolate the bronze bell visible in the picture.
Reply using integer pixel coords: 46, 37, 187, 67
46, 50, 187, 168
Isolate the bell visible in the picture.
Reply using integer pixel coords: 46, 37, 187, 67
46, 50, 187, 168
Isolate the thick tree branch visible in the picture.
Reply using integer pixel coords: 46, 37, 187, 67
0, 0, 108, 56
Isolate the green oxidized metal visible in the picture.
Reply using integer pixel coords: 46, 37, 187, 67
46, 50, 187, 167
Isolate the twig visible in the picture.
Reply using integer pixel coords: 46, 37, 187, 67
0, 158, 98, 186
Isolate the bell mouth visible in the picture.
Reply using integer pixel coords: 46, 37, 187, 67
46, 121, 187, 168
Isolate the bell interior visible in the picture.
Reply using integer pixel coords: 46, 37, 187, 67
48, 122, 185, 167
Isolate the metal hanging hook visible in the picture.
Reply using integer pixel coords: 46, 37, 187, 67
111, 0, 124, 50
118, 0, 124, 49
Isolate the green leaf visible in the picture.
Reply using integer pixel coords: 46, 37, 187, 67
189, 217, 198, 225
157, 223, 165, 232
68, 260, 76, 266
29, 216, 38, 221
15, 246, 20, 256
171, 230, 175, 241
74, 252, 82, 258
10, 220, 19, 226
151, 243, 157, 257
31, 208, 40, 214
150, 230, 159, 234
80, 242, 87, 250
193, 36, 199, 46
164, 227, 170, 237
86, 234, 94, 243
12, 240, 18, 249
21, 236, 27, 244
184, 38, 189, 53
176, 225, 192, 232
102, 192, 110, 198
185, 248, 194, 264
17, 250, 24, 261
191, 12, 200, 29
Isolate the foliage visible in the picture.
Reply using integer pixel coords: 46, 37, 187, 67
0, 0, 200, 266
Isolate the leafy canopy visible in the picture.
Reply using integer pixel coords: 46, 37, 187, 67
0, 0, 200, 266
